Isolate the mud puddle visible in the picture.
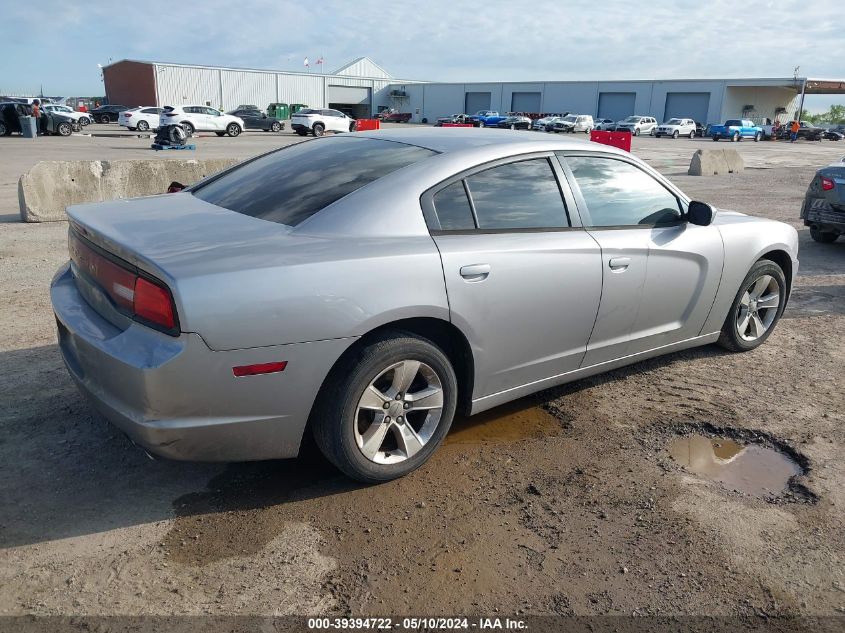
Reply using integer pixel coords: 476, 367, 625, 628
445, 401, 561, 445
668, 434, 803, 497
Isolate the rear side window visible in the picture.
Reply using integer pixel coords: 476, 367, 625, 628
464, 158, 568, 229
433, 182, 475, 230
192, 137, 436, 226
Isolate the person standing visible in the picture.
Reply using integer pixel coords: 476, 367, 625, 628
790, 120, 800, 143
31, 99, 44, 135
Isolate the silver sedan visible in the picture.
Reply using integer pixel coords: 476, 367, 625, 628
51, 129, 798, 482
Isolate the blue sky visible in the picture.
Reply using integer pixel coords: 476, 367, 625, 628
1, 0, 842, 111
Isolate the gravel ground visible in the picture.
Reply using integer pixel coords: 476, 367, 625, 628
0, 132, 843, 622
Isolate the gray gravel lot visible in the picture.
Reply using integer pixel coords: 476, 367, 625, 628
0, 126, 843, 620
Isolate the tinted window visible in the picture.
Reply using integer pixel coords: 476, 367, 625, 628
433, 181, 475, 230
465, 159, 568, 229
565, 156, 682, 227
141, 108, 160, 114
193, 137, 436, 226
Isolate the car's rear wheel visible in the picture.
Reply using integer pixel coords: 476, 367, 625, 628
0, 121, 8, 136
181, 121, 194, 136
349, 122, 356, 132
313, 123, 325, 137
270, 121, 282, 132
718, 260, 786, 352
99, 115, 110, 124
810, 226, 839, 243
312, 332, 458, 483
56, 122, 72, 136
226, 123, 241, 137
137, 120, 149, 131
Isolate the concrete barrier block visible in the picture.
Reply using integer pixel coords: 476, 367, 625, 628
687, 149, 744, 176
18, 158, 239, 222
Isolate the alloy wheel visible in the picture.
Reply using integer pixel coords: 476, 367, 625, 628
736, 275, 780, 342
354, 360, 444, 465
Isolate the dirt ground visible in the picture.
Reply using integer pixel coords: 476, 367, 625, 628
0, 133, 843, 623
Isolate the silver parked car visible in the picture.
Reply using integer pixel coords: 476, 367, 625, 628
51, 129, 798, 482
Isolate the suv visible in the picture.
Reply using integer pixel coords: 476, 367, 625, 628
290, 108, 356, 136
616, 115, 657, 136
89, 104, 130, 123
551, 114, 594, 133
160, 105, 245, 137
653, 118, 697, 139
43, 104, 94, 126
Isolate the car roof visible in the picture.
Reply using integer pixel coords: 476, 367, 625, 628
350, 127, 627, 157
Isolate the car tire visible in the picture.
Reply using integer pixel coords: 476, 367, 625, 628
754, 132, 761, 142
712, 136, 719, 141
80, 117, 90, 126
717, 260, 787, 353
312, 331, 458, 483
98, 115, 110, 124
181, 121, 194, 136
479, 121, 486, 128
312, 123, 325, 137
0, 121, 6, 136
672, 130, 679, 139
585, 127, 591, 134
270, 121, 282, 132
689, 130, 696, 139
137, 120, 149, 131
732, 132, 740, 142
57, 122, 72, 136
226, 123, 241, 137
295, 129, 308, 136
810, 226, 839, 243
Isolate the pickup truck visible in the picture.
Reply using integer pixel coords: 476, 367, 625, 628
710, 119, 763, 142
467, 110, 508, 127
377, 110, 412, 123
777, 121, 825, 141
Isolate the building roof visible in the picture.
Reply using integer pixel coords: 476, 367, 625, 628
332, 57, 392, 79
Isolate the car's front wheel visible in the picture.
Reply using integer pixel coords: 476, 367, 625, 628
79, 117, 90, 126
226, 123, 241, 137
672, 130, 679, 139
56, 122, 72, 136
718, 260, 786, 352
312, 332, 458, 483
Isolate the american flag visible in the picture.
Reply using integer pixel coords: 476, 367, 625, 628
316, 57, 324, 65
303, 57, 309, 67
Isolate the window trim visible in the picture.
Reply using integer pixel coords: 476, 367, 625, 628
555, 151, 690, 230
421, 152, 582, 234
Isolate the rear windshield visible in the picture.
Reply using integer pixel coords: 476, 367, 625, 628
725, 120, 742, 126
192, 137, 436, 226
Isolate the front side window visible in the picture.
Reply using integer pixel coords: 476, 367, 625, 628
192, 137, 436, 227
464, 158, 568, 230
565, 156, 682, 227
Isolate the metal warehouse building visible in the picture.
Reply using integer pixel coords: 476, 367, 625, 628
103, 57, 844, 124
102, 57, 421, 120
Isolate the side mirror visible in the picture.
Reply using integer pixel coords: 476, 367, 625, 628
687, 200, 715, 226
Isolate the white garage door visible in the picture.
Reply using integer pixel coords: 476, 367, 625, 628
327, 85, 371, 105
511, 92, 541, 113
598, 92, 636, 121
664, 92, 710, 123
465, 92, 491, 114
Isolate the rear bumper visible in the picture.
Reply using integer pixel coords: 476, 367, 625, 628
51, 264, 353, 462
802, 196, 845, 231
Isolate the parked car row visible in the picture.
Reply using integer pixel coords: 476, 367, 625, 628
117, 104, 286, 136
0, 101, 81, 137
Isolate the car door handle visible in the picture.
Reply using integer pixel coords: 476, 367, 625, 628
460, 264, 491, 281
608, 257, 631, 271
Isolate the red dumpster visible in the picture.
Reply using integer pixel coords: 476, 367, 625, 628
589, 130, 632, 152
355, 119, 380, 131
441, 123, 474, 128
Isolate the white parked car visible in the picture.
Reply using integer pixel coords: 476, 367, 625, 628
290, 108, 356, 136
654, 118, 697, 139
118, 107, 162, 132
159, 105, 245, 137
43, 104, 94, 126
593, 118, 615, 131
551, 114, 594, 133
615, 116, 657, 136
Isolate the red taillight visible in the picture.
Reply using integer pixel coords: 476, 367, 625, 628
70, 231, 178, 334
124, 113, 132, 118
134, 277, 175, 329
821, 176, 835, 191
232, 362, 288, 377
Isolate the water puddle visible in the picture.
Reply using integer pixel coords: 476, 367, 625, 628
445, 401, 560, 445
668, 434, 802, 497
